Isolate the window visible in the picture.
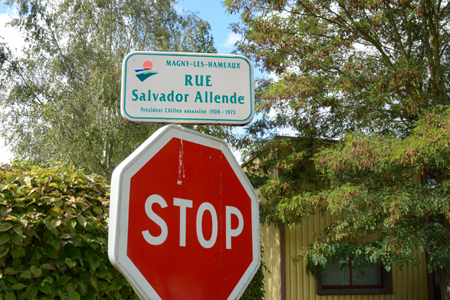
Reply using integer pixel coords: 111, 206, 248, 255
434, 270, 440, 286
316, 258, 392, 295
429, 269, 441, 300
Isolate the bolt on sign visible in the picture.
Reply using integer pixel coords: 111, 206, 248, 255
120, 52, 255, 125
108, 125, 261, 300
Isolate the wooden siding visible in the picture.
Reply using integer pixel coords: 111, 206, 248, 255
258, 164, 428, 299
261, 223, 282, 300
282, 213, 429, 300
261, 208, 430, 299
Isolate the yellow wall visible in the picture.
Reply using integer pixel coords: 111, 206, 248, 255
258, 157, 428, 300
284, 216, 429, 300
261, 211, 430, 300
260, 223, 282, 300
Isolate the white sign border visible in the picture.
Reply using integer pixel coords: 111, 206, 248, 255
108, 124, 260, 300
121, 51, 255, 126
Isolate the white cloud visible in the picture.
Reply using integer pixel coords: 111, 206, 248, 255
0, 145, 13, 164
174, 3, 184, 14
0, 10, 22, 163
223, 32, 240, 48
0, 10, 25, 55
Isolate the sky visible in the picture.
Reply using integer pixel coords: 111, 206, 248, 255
177, 0, 242, 55
0, 0, 260, 164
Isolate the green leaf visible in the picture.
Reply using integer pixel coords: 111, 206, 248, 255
93, 206, 103, 216
98, 269, 113, 281
65, 258, 76, 268
49, 207, 63, 215
42, 275, 54, 285
6, 174, 18, 183
74, 200, 88, 209
67, 219, 77, 228
20, 270, 32, 279
12, 226, 22, 235
77, 281, 88, 295
66, 246, 81, 259
43, 220, 58, 235
45, 248, 58, 259
25, 285, 38, 300
49, 182, 59, 189
0, 206, 11, 217
11, 233, 22, 245
5, 291, 16, 300
97, 281, 107, 291
38, 284, 52, 295
90, 277, 98, 290
11, 283, 26, 290
60, 233, 71, 239
65, 281, 77, 292
51, 239, 61, 251
40, 264, 55, 270
57, 275, 71, 286
89, 260, 100, 272
0, 233, 12, 244
0, 245, 9, 258
65, 291, 81, 300
10, 245, 25, 259
77, 215, 87, 228
4, 267, 18, 275
0, 222, 13, 232
30, 266, 42, 278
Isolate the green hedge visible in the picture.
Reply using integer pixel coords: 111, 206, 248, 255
0, 162, 137, 299
0, 162, 265, 299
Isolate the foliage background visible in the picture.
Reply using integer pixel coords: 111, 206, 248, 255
0, 0, 233, 179
0, 162, 135, 299
0, 162, 265, 299
226, 0, 450, 297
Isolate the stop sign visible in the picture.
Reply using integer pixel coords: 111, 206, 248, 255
108, 125, 260, 300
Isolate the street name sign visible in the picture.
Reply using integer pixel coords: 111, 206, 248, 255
108, 125, 260, 300
121, 52, 255, 125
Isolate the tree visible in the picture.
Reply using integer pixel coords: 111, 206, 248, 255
226, 0, 450, 298
0, 0, 225, 178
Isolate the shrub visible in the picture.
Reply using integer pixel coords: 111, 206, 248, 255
0, 162, 137, 299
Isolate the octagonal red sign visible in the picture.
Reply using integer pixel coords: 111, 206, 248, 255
108, 125, 260, 300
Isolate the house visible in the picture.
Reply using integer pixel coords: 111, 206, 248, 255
247, 138, 441, 300
260, 210, 438, 299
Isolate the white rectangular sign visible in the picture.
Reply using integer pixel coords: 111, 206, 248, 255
121, 52, 255, 125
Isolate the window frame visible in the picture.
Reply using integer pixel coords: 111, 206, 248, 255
316, 260, 393, 295
433, 270, 440, 286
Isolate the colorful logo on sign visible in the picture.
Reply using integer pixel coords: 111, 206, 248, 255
135, 61, 158, 82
